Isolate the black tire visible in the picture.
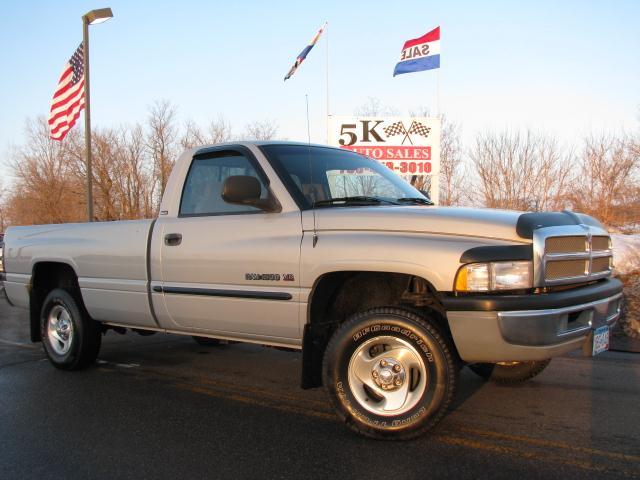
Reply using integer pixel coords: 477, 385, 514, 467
40, 288, 102, 370
192, 336, 222, 346
468, 360, 551, 384
322, 307, 458, 440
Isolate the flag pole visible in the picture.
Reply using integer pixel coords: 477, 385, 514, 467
325, 21, 330, 144
80, 8, 113, 222
436, 67, 441, 117
433, 62, 441, 206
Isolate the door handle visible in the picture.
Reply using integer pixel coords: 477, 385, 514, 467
164, 233, 182, 246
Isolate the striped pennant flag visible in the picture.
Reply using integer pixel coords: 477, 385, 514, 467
49, 43, 85, 141
284, 23, 326, 81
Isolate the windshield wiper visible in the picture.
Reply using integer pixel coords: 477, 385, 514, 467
396, 197, 434, 206
314, 196, 399, 207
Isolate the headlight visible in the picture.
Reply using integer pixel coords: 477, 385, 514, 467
455, 261, 532, 292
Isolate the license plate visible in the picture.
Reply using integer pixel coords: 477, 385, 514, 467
592, 326, 609, 356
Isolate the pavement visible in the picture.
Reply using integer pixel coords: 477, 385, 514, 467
612, 326, 640, 353
1, 297, 639, 480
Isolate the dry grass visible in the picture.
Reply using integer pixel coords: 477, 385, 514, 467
618, 271, 640, 338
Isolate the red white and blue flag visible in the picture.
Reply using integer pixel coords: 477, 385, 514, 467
49, 43, 85, 141
393, 27, 440, 77
284, 23, 326, 81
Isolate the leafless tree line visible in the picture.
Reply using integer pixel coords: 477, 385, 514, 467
466, 130, 640, 229
1, 97, 638, 231
469, 130, 573, 211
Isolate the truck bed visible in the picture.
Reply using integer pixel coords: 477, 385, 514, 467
3, 220, 157, 327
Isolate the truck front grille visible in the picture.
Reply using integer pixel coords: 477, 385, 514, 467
591, 236, 611, 251
591, 256, 612, 274
545, 236, 587, 253
545, 260, 588, 280
534, 225, 613, 287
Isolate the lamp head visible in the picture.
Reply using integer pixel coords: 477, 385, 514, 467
83, 8, 113, 25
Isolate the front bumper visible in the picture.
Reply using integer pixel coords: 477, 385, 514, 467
444, 278, 623, 362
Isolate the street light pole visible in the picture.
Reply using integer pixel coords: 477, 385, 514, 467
81, 8, 113, 222
82, 19, 93, 222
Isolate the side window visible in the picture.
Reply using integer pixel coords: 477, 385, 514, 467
179, 151, 268, 216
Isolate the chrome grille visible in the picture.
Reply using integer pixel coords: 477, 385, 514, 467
592, 256, 611, 274
545, 236, 587, 253
546, 260, 588, 280
533, 225, 613, 287
592, 236, 611, 251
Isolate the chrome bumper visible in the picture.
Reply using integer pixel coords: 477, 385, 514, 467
447, 292, 622, 363
497, 293, 622, 346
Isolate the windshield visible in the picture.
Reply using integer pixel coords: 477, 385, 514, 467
259, 144, 427, 209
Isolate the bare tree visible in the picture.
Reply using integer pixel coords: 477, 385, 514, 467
469, 130, 573, 211
117, 124, 156, 219
6, 117, 85, 225
355, 97, 400, 116
408, 106, 431, 118
243, 119, 278, 140
91, 129, 120, 220
146, 100, 178, 204
569, 133, 640, 228
86, 125, 157, 221
0, 179, 7, 231
207, 115, 233, 144
408, 107, 466, 204
180, 119, 207, 150
181, 116, 233, 149
437, 118, 467, 205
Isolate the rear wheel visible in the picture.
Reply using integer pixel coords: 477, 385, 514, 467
468, 360, 551, 384
322, 307, 457, 440
40, 288, 102, 370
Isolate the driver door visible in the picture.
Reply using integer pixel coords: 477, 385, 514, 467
157, 147, 302, 342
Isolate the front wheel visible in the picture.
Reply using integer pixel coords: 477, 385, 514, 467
468, 360, 551, 384
322, 307, 458, 440
40, 288, 102, 370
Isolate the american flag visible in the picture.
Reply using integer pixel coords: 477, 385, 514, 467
49, 43, 85, 141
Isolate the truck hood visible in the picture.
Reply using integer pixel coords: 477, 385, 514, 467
314, 206, 528, 243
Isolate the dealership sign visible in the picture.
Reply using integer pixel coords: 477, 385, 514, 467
328, 116, 441, 177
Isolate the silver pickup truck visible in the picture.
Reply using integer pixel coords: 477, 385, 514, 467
1, 141, 623, 439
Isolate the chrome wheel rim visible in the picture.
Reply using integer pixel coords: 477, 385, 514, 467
348, 335, 427, 416
47, 305, 73, 355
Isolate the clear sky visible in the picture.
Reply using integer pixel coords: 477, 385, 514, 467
0, 0, 638, 174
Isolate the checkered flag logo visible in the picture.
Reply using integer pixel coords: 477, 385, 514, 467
408, 121, 431, 138
383, 121, 407, 137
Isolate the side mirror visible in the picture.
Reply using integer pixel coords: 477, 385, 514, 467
221, 175, 281, 212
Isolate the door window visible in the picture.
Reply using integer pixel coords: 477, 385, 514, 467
179, 151, 268, 216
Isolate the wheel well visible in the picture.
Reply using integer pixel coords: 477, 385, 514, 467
29, 262, 81, 342
301, 271, 455, 389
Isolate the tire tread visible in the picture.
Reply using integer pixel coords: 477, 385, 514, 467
322, 306, 458, 440
41, 288, 101, 371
